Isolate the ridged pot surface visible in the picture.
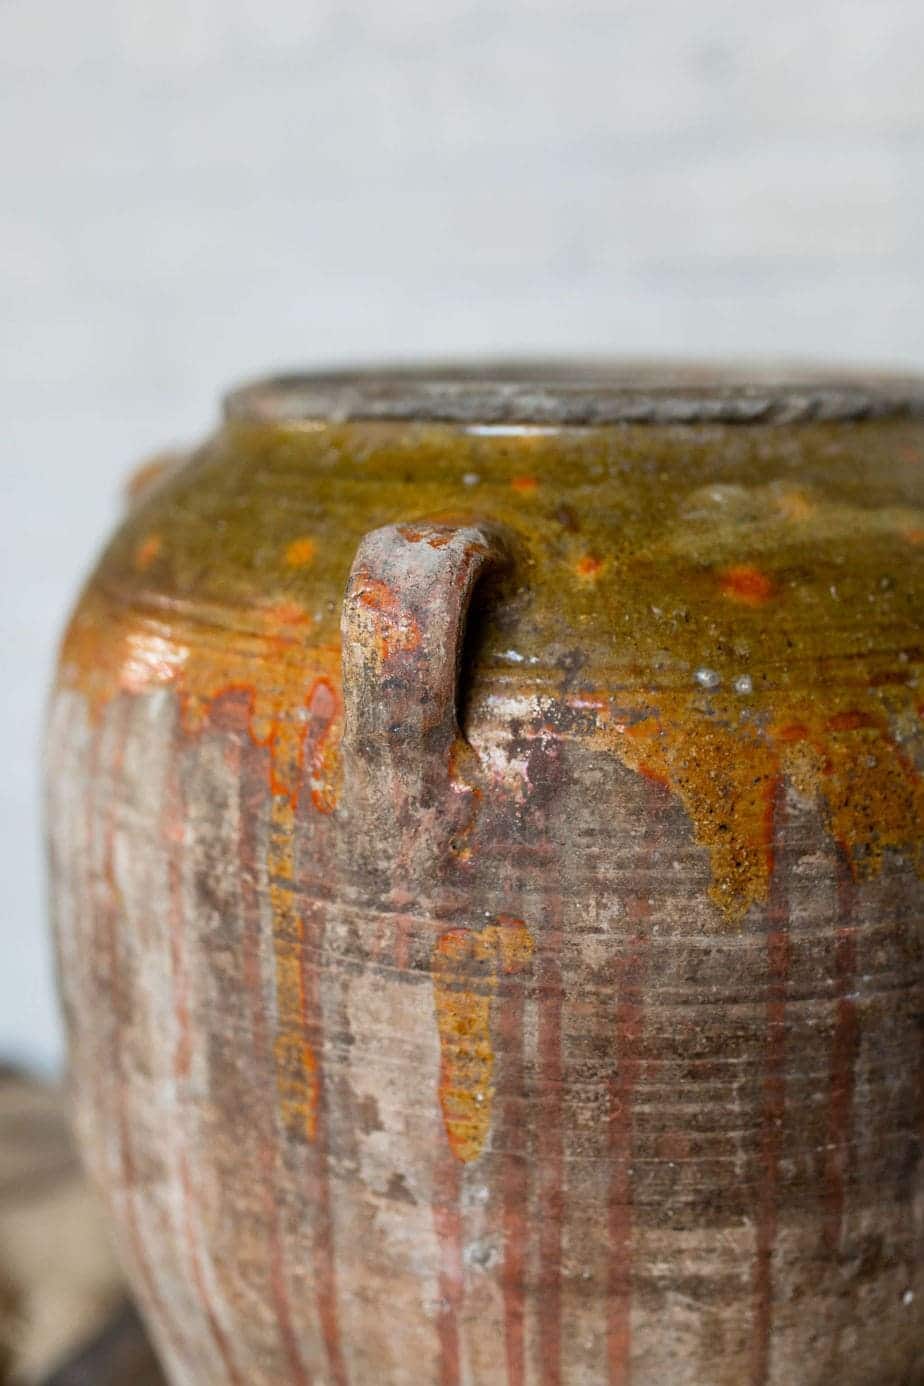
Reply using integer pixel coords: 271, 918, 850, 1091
47, 367, 924, 1385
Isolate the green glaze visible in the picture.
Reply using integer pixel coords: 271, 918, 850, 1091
60, 416, 924, 921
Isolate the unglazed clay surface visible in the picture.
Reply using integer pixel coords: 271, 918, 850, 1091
47, 374, 924, 1385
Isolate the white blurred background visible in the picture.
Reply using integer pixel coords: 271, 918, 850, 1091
2, 0, 923, 1069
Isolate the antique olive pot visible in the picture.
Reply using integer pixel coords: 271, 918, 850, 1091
46, 366, 924, 1386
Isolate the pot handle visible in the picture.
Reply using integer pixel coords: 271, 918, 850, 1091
339, 521, 507, 876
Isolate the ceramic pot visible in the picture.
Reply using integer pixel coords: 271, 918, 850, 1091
46, 366, 924, 1385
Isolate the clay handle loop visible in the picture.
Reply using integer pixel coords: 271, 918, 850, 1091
339, 521, 507, 889
341, 521, 506, 761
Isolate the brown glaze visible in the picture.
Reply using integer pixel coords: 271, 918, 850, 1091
47, 367, 924, 1385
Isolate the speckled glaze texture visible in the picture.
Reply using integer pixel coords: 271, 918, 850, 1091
47, 368, 924, 1385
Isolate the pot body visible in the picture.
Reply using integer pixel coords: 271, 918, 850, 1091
47, 372, 924, 1385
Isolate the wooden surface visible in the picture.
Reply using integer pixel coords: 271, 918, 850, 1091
41, 1304, 163, 1386
0, 1070, 128, 1384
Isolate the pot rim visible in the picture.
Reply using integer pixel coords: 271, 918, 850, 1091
224, 359, 924, 428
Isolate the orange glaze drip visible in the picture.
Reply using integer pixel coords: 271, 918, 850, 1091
433, 917, 534, 1163
134, 533, 163, 572
576, 554, 604, 581
61, 594, 340, 1143
615, 709, 779, 916
57, 588, 342, 810
284, 536, 317, 568
56, 415, 924, 931
269, 795, 319, 1143
353, 576, 422, 662
596, 689, 924, 920
718, 563, 775, 605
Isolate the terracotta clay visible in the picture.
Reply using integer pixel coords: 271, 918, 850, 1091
46, 367, 924, 1384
